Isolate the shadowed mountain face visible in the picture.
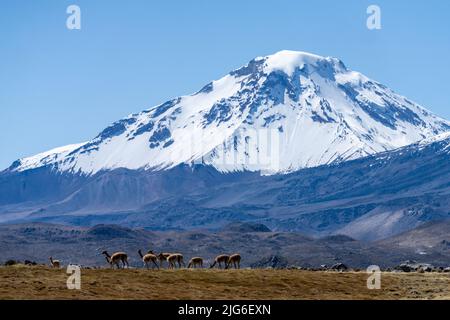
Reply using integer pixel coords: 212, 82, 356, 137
1, 51, 449, 242
0, 133, 449, 241
1, 222, 449, 268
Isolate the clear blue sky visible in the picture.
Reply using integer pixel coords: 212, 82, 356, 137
1, 0, 449, 170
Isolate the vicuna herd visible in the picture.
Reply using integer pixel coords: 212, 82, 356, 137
49, 251, 241, 270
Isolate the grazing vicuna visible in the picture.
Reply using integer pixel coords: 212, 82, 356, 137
187, 257, 203, 269
226, 254, 241, 269
156, 252, 172, 268
49, 257, 60, 268
167, 253, 185, 269
210, 254, 230, 269
138, 250, 159, 269
101, 251, 129, 269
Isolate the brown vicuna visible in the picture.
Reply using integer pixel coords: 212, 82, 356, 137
157, 252, 172, 268
187, 257, 203, 269
167, 253, 185, 269
49, 256, 60, 268
101, 251, 129, 269
226, 253, 241, 269
210, 254, 230, 269
138, 250, 159, 269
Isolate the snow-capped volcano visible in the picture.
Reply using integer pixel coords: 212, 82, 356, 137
8, 50, 450, 175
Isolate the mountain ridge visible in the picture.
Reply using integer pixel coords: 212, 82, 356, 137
1, 50, 450, 242
1, 220, 449, 268
5, 50, 450, 175
1, 130, 449, 241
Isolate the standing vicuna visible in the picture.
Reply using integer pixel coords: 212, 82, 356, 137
49, 256, 60, 268
167, 253, 185, 269
225, 253, 241, 269
187, 257, 204, 269
156, 252, 171, 268
210, 254, 230, 269
101, 251, 129, 269
138, 250, 159, 269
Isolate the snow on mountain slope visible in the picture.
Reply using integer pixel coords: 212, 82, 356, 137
7, 143, 87, 172
418, 131, 450, 149
7, 50, 450, 175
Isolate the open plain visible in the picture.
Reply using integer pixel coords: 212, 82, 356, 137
1, 265, 449, 300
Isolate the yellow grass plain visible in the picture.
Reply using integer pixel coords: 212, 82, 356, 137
0, 265, 449, 300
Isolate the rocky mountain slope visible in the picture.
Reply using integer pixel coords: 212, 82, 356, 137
1, 132, 449, 240
5, 50, 449, 175
1, 222, 449, 268
1, 51, 449, 241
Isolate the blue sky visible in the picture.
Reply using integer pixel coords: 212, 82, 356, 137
1, 0, 449, 170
